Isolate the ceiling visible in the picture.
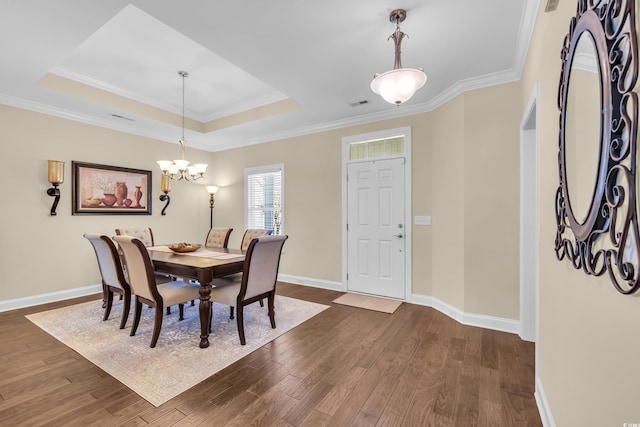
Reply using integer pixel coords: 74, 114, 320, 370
0, 0, 537, 152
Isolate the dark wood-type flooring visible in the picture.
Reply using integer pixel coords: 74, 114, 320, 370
0, 282, 542, 426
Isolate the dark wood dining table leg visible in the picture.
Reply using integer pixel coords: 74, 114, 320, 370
198, 282, 213, 348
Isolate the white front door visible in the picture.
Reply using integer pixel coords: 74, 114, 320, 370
347, 158, 405, 299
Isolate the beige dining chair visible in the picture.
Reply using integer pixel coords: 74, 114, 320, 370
240, 229, 272, 251
213, 228, 273, 316
210, 234, 288, 345
204, 227, 233, 249
84, 233, 131, 329
113, 235, 201, 348
114, 227, 155, 247
115, 226, 180, 313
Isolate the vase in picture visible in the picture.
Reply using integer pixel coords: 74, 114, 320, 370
115, 182, 128, 206
133, 186, 143, 208
103, 193, 117, 207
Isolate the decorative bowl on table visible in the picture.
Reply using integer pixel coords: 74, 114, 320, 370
168, 243, 201, 253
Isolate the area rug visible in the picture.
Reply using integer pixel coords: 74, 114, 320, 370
332, 292, 402, 314
26, 295, 329, 407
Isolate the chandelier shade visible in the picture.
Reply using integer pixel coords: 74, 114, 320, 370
371, 9, 427, 106
157, 71, 207, 181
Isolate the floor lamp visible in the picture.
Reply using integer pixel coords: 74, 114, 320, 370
205, 185, 219, 229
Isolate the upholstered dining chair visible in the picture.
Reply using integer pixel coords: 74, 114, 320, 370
113, 235, 201, 348
204, 227, 233, 249
114, 227, 155, 247
213, 228, 273, 316
83, 233, 131, 329
240, 228, 272, 251
115, 226, 178, 312
210, 234, 288, 345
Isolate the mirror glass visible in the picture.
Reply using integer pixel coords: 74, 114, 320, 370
564, 32, 601, 224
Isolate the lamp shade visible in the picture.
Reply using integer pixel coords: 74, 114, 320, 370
371, 68, 427, 105
47, 160, 65, 184
205, 185, 219, 194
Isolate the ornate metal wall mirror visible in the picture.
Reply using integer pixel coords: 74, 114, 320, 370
555, 0, 640, 294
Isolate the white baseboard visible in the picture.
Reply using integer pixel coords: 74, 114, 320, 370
277, 274, 519, 336
278, 274, 345, 292
410, 294, 520, 334
1, 277, 519, 338
535, 377, 555, 427
0, 284, 102, 313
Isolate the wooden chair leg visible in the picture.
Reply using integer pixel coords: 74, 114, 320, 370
150, 305, 163, 348
130, 299, 143, 336
237, 305, 246, 345
229, 306, 234, 320
179, 303, 185, 321
119, 292, 131, 329
103, 288, 114, 321
268, 293, 276, 329
259, 299, 264, 307
166, 307, 171, 315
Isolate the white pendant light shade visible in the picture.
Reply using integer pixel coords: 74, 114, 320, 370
371, 9, 427, 106
371, 68, 427, 105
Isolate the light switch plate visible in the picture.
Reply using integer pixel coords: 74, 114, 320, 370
414, 215, 431, 225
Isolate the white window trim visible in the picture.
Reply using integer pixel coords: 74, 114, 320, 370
245, 163, 285, 235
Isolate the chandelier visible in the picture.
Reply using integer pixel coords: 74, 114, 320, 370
157, 71, 207, 181
370, 9, 427, 105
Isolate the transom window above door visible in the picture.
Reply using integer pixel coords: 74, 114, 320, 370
349, 135, 405, 161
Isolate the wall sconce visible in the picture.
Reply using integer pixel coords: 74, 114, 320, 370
159, 174, 171, 216
205, 185, 219, 229
47, 160, 64, 216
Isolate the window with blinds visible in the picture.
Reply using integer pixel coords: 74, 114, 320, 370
245, 164, 284, 235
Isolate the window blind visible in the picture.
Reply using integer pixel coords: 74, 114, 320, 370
246, 165, 283, 235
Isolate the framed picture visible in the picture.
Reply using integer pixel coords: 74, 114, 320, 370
72, 161, 152, 215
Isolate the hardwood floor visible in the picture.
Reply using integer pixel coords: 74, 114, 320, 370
0, 283, 542, 426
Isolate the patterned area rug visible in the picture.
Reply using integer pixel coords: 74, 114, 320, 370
332, 293, 402, 314
26, 295, 329, 407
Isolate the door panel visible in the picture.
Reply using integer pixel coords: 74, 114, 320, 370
347, 158, 405, 299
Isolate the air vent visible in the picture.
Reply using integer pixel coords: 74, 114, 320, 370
349, 100, 369, 107
545, 0, 559, 12
110, 113, 135, 121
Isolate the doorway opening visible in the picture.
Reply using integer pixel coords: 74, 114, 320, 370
520, 85, 539, 343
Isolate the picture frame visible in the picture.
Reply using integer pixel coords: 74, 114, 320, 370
72, 161, 152, 215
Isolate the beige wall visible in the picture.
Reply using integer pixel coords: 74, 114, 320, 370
1, 82, 520, 324
430, 96, 466, 309
0, 106, 211, 300
520, 1, 640, 425
464, 83, 521, 319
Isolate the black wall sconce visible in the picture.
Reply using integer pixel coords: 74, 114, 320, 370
205, 185, 219, 229
159, 174, 171, 215
47, 160, 64, 216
